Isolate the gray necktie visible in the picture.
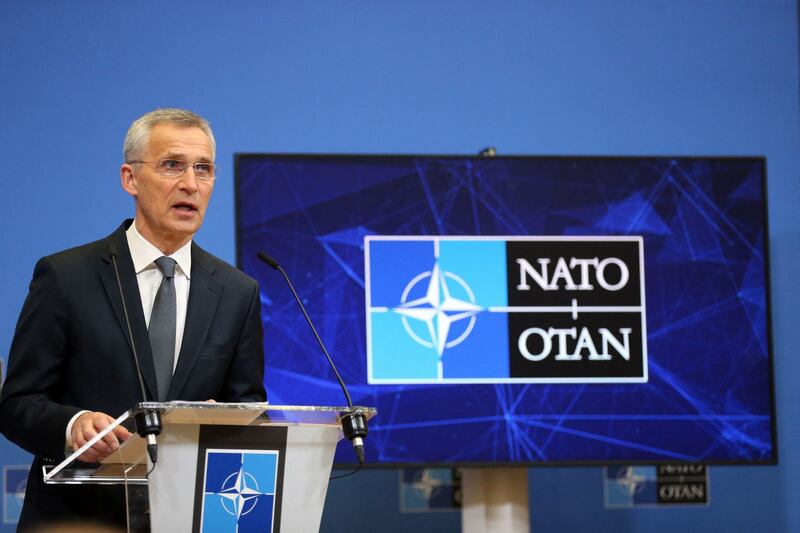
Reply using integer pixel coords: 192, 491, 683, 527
149, 256, 177, 401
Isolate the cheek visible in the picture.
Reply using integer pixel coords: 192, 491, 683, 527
199, 190, 213, 211
140, 182, 166, 201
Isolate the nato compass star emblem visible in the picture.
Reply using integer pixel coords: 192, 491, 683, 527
409, 468, 446, 500
201, 450, 278, 531
615, 466, 648, 496
216, 466, 262, 518
393, 261, 483, 357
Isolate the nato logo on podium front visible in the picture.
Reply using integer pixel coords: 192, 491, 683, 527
365, 236, 648, 384
200, 449, 278, 533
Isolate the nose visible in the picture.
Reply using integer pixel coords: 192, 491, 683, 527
177, 168, 200, 193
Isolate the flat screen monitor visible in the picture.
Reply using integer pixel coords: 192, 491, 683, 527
235, 154, 775, 466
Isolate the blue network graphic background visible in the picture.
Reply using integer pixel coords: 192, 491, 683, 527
235, 155, 774, 465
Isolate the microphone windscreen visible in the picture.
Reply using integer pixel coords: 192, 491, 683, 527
256, 251, 280, 270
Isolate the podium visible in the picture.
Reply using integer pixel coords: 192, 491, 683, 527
42, 402, 376, 533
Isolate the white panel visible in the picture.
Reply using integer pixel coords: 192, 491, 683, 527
279, 426, 340, 532
147, 424, 200, 532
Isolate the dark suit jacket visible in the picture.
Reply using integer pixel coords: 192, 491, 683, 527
0, 220, 266, 529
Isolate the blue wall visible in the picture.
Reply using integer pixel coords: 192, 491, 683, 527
1, 1, 797, 531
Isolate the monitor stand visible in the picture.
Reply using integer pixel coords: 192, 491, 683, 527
461, 467, 530, 533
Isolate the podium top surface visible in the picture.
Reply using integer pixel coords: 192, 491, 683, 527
43, 402, 376, 485
135, 401, 375, 426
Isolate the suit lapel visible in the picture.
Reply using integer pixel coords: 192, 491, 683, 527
97, 221, 159, 402
168, 244, 221, 400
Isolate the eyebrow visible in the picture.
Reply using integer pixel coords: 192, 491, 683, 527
160, 153, 214, 163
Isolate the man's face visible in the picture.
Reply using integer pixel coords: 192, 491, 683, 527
120, 123, 214, 252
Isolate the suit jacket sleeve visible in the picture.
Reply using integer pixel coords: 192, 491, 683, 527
0, 257, 82, 460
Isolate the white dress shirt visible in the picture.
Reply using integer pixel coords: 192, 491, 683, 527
125, 220, 192, 365
65, 220, 192, 447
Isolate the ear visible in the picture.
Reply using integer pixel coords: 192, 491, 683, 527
120, 163, 138, 197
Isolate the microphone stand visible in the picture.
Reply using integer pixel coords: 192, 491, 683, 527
110, 251, 162, 467
257, 251, 368, 464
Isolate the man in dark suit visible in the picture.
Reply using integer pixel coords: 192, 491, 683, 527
0, 108, 266, 530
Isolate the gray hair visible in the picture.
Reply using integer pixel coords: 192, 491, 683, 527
123, 108, 216, 162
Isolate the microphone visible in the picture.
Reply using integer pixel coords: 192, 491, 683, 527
256, 251, 368, 464
110, 246, 162, 467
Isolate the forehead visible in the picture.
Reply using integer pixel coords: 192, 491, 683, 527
145, 123, 214, 160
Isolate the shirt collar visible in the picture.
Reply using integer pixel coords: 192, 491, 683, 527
125, 220, 192, 279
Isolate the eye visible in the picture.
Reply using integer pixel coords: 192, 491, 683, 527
160, 159, 185, 171
194, 163, 212, 175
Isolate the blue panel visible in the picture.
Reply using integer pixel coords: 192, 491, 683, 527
201, 494, 238, 533
205, 452, 242, 492
442, 312, 509, 379
370, 312, 439, 380
1, 1, 797, 530
238, 494, 274, 533
368, 240, 434, 306
438, 240, 508, 307
242, 453, 278, 494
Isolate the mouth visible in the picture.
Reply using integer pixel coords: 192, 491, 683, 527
172, 201, 198, 213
